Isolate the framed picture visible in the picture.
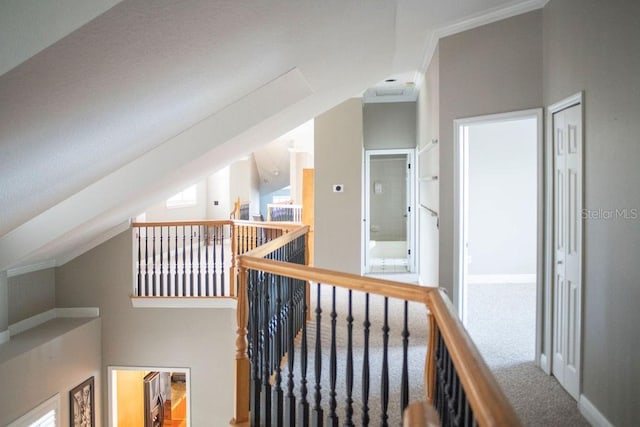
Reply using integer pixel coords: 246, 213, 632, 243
69, 377, 95, 427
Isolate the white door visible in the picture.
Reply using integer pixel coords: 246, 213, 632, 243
551, 103, 582, 400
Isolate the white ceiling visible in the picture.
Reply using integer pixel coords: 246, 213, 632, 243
0, 0, 545, 273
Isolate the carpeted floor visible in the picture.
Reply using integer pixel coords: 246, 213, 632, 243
466, 282, 590, 427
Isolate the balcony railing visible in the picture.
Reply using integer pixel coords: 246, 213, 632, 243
230, 225, 521, 427
266, 203, 303, 223
131, 220, 301, 298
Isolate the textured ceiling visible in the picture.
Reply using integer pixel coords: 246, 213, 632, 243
0, 0, 543, 272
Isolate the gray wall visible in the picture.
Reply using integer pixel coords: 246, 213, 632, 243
314, 98, 363, 274
467, 119, 537, 276
55, 230, 236, 426
363, 102, 416, 149
417, 46, 439, 286
543, 1, 640, 424
7, 268, 56, 324
0, 318, 101, 426
438, 10, 543, 297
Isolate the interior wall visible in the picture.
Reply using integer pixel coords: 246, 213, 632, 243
363, 102, 417, 149
314, 98, 363, 274
143, 181, 208, 222
467, 119, 537, 276
438, 10, 543, 298
206, 166, 231, 220
0, 318, 101, 426
229, 155, 261, 217
7, 268, 56, 324
55, 230, 236, 426
543, 1, 640, 424
417, 46, 439, 286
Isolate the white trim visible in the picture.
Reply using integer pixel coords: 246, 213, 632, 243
579, 395, 613, 427
7, 393, 60, 427
0, 329, 9, 345
465, 274, 536, 284
420, 0, 549, 70
56, 307, 100, 318
130, 297, 237, 309
539, 353, 548, 372
8, 307, 99, 337
8, 309, 57, 336
7, 260, 57, 278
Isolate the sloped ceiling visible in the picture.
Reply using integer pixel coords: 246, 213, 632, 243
0, 0, 543, 272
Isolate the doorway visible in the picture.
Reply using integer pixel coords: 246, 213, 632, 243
109, 366, 190, 427
454, 109, 543, 367
364, 149, 415, 274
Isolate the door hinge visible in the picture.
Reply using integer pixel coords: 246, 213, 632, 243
408, 249, 411, 255
408, 163, 411, 169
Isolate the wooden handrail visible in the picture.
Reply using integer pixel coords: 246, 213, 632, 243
425, 291, 521, 426
132, 220, 233, 227
236, 254, 521, 426
238, 256, 429, 304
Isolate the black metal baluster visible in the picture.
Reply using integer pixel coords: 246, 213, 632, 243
174, 226, 179, 296
144, 227, 149, 296
285, 277, 296, 425
271, 275, 284, 426
261, 272, 272, 425
167, 227, 172, 296
204, 226, 209, 296
151, 227, 156, 296
381, 297, 390, 427
159, 226, 166, 296
298, 280, 310, 427
136, 229, 141, 296
220, 225, 226, 296
327, 286, 339, 426
362, 293, 370, 426
250, 270, 261, 427
312, 282, 323, 427
182, 226, 186, 296
189, 225, 194, 296
345, 289, 354, 426
212, 226, 218, 296
401, 300, 410, 416
197, 225, 202, 296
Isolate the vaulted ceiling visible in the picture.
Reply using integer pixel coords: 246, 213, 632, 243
0, 0, 542, 273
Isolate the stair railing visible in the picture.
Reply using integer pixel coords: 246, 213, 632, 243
231, 227, 521, 427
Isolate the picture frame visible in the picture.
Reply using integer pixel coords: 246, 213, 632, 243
69, 377, 95, 427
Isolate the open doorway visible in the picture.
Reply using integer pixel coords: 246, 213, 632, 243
454, 110, 542, 367
364, 149, 415, 275
109, 367, 190, 427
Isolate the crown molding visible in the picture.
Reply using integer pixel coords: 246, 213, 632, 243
7, 259, 57, 278
420, 0, 549, 71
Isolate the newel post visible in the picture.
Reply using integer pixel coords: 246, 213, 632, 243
230, 265, 250, 426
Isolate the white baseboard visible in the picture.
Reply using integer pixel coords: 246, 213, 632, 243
579, 395, 613, 427
539, 353, 549, 373
131, 297, 237, 309
8, 307, 100, 337
0, 329, 9, 345
466, 274, 536, 284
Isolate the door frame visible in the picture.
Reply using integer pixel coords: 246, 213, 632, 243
363, 148, 416, 274
542, 92, 584, 384
453, 108, 544, 360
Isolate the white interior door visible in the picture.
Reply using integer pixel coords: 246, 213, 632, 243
551, 102, 582, 400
